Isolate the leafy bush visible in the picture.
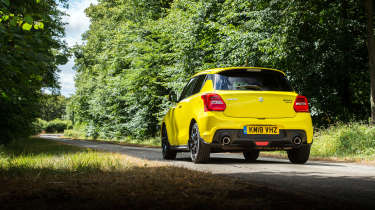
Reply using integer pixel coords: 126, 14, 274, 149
33, 119, 72, 134
64, 129, 86, 139
44, 119, 71, 133
64, 127, 160, 146
32, 118, 48, 134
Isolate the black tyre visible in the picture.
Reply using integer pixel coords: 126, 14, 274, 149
287, 144, 311, 164
243, 150, 260, 162
189, 122, 210, 163
161, 125, 177, 160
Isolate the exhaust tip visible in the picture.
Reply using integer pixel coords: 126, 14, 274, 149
222, 136, 231, 145
292, 136, 302, 145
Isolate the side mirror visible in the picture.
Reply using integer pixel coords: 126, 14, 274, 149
168, 91, 178, 103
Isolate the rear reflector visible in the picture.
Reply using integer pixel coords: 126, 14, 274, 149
293, 95, 309, 112
201, 93, 226, 111
255, 141, 269, 146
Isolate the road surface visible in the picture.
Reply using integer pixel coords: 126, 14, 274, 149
40, 134, 375, 208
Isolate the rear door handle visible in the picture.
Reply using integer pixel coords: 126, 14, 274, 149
178, 105, 182, 108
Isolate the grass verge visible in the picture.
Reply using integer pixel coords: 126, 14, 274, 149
64, 129, 159, 147
1, 137, 345, 210
311, 122, 375, 159
262, 122, 375, 163
66, 122, 375, 163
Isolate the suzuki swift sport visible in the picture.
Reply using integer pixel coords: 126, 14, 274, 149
161, 67, 313, 164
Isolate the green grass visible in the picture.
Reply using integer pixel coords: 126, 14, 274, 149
262, 122, 375, 162
0, 138, 131, 177
114, 136, 160, 146
311, 122, 375, 160
0, 137, 342, 209
64, 129, 160, 146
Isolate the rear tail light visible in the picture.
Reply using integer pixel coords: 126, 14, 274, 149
294, 95, 309, 112
201, 93, 226, 111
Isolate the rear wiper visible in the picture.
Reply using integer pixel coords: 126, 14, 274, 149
235, 85, 262, 90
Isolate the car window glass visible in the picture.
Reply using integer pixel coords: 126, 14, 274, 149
179, 78, 197, 101
214, 69, 293, 91
191, 75, 206, 95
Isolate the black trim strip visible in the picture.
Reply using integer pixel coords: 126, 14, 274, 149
170, 145, 189, 151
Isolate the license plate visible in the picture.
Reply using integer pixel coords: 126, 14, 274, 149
244, 125, 279, 135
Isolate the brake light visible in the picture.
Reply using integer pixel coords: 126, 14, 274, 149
201, 93, 226, 111
294, 95, 309, 112
255, 141, 269, 146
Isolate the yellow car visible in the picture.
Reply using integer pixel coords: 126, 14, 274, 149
161, 67, 313, 164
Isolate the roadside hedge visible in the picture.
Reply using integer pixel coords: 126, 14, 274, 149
33, 119, 72, 134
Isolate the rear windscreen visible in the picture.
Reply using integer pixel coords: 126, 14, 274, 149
214, 69, 293, 91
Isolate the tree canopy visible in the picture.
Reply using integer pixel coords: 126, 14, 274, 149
40, 94, 68, 121
0, 0, 68, 144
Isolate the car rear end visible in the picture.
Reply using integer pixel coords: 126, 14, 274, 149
198, 68, 313, 153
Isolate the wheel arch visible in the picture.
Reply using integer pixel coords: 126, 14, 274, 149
188, 118, 198, 144
161, 122, 166, 137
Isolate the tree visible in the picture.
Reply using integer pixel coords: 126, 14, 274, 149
40, 94, 67, 121
274, 0, 369, 124
0, 0, 68, 144
365, 0, 375, 124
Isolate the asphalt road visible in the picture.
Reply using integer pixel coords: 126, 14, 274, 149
40, 134, 375, 208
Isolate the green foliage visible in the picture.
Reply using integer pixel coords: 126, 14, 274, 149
32, 118, 48, 134
277, 0, 369, 124
64, 128, 86, 139
69, 0, 173, 139
0, 0, 68, 144
312, 123, 375, 159
64, 127, 160, 146
44, 119, 71, 133
68, 0, 372, 140
32, 118, 71, 134
40, 94, 68, 121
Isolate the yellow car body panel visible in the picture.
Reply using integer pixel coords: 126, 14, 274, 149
162, 67, 313, 150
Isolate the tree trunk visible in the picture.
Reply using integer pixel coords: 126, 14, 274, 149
365, 0, 375, 124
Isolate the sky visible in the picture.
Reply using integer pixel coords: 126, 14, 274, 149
58, 0, 97, 97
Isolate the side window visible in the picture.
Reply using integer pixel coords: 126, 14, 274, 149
191, 75, 206, 95
179, 75, 207, 102
179, 78, 197, 101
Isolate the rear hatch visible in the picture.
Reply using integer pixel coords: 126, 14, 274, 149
214, 69, 297, 119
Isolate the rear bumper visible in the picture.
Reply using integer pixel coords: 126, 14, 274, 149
197, 112, 313, 144
208, 129, 309, 152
